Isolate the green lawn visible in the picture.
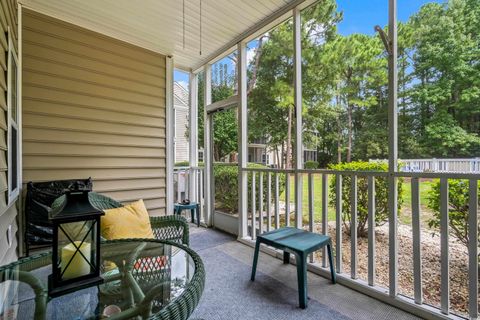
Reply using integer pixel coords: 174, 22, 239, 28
398, 178, 434, 225
279, 174, 434, 225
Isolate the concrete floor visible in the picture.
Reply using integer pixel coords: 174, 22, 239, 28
190, 226, 420, 320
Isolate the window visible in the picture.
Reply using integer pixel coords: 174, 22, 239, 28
7, 28, 20, 205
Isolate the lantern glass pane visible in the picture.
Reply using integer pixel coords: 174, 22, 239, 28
58, 220, 95, 281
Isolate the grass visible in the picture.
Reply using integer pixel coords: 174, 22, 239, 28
398, 178, 435, 225
278, 174, 435, 225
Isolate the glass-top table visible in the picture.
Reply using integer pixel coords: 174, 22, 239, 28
0, 239, 205, 320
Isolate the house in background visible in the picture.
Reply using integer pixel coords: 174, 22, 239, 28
248, 137, 318, 167
173, 81, 189, 163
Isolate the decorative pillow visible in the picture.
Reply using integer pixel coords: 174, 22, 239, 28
101, 199, 154, 240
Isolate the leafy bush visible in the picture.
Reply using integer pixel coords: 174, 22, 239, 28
174, 161, 191, 167
305, 161, 319, 169
427, 179, 480, 248
329, 161, 404, 237
214, 163, 286, 214
174, 161, 204, 167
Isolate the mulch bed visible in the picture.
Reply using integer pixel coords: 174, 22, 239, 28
311, 222, 472, 317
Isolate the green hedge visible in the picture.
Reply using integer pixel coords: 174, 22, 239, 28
214, 163, 286, 214
329, 161, 404, 237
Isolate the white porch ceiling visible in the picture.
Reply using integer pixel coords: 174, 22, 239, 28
19, 0, 300, 70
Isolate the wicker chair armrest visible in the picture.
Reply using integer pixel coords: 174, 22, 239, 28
149, 215, 190, 246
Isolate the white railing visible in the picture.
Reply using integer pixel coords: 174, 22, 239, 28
173, 166, 204, 217
242, 167, 478, 320
378, 158, 480, 173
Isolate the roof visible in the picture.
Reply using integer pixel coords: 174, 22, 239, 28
174, 82, 189, 108
19, 0, 310, 70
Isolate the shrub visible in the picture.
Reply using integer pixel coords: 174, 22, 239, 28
329, 161, 404, 237
174, 161, 204, 167
426, 179, 480, 248
174, 161, 190, 167
305, 161, 319, 169
214, 163, 286, 214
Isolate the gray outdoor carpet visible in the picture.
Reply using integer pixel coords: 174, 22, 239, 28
190, 228, 235, 251
189, 229, 352, 320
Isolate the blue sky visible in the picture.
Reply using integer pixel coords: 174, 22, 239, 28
336, 0, 443, 35
175, 0, 443, 87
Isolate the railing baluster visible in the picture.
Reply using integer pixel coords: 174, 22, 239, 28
259, 172, 264, 235
411, 177, 423, 304
200, 169, 204, 216
275, 173, 280, 229
336, 174, 343, 273
351, 175, 358, 279
177, 171, 182, 204
367, 176, 375, 286
267, 172, 272, 232
468, 179, 478, 319
322, 174, 328, 268
308, 173, 314, 263
440, 177, 449, 314
252, 172, 257, 240
286, 173, 291, 227
186, 169, 190, 202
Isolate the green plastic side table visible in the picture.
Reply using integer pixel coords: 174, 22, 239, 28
250, 227, 336, 309
174, 202, 201, 227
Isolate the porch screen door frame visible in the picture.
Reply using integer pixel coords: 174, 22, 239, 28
204, 96, 239, 227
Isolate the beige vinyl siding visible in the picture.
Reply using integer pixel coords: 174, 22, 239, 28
22, 10, 167, 217
0, 0, 18, 266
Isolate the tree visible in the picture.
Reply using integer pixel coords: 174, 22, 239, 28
407, 0, 480, 157
248, 0, 342, 168
196, 71, 238, 161
320, 33, 387, 162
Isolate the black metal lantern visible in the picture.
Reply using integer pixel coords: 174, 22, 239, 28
48, 190, 104, 297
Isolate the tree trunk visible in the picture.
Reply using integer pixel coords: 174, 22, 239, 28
286, 105, 293, 169
346, 99, 353, 163
275, 145, 280, 168
336, 92, 342, 163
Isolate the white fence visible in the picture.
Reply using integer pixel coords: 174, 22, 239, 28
402, 158, 480, 173
370, 158, 480, 173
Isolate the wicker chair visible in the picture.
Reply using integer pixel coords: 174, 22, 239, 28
51, 192, 189, 245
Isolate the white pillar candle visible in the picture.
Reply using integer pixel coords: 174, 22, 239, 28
61, 241, 91, 280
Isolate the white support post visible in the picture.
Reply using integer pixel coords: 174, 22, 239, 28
203, 64, 213, 226
468, 179, 478, 319
166, 56, 175, 215
238, 41, 249, 238
189, 72, 199, 202
293, 6, 303, 229
17, 3, 24, 257
387, 0, 398, 297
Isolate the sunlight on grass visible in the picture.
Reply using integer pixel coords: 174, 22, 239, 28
279, 174, 435, 225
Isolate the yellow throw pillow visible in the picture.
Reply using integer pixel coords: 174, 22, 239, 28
101, 199, 154, 240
